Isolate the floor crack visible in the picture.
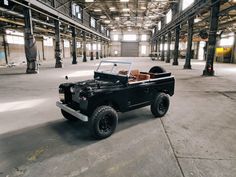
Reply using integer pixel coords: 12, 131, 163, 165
160, 118, 185, 177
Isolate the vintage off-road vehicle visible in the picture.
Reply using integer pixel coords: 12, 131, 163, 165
56, 61, 175, 139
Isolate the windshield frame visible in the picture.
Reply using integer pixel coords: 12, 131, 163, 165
95, 60, 133, 77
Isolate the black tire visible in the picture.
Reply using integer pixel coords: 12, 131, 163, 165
61, 109, 78, 121
89, 106, 118, 139
149, 66, 166, 74
151, 93, 170, 117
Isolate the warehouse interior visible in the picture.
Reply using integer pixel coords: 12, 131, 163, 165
0, 0, 236, 177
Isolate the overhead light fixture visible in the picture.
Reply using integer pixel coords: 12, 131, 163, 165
94, 9, 101, 12
100, 15, 107, 19
115, 17, 120, 20
104, 20, 110, 24
85, 0, 94, 2
123, 13, 130, 17
140, 6, 146, 10
120, 0, 129, 2
122, 8, 130, 12
109, 7, 116, 11
113, 29, 117, 31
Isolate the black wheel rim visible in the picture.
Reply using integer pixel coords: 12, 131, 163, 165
158, 97, 168, 114
98, 114, 114, 134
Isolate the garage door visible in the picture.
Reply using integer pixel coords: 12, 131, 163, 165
121, 42, 139, 57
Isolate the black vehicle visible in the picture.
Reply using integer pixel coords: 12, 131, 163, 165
56, 61, 175, 139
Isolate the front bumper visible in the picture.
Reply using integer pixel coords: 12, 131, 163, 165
56, 101, 88, 122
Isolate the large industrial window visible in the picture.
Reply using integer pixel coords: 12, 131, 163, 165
86, 44, 91, 50
182, 0, 195, 10
101, 25, 104, 33
77, 42, 81, 48
98, 43, 101, 50
123, 34, 137, 41
166, 10, 172, 24
43, 36, 53, 46
113, 34, 119, 41
141, 45, 147, 55
93, 44, 97, 50
141, 34, 147, 41
6, 30, 24, 45
158, 21, 161, 30
220, 33, 235, 46
64, 40, 70, 48
90, 17, 96, 28
72, 3, 82, 19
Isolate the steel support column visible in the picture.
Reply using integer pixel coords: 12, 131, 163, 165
184, 17, 194, 69
82, 32, 87, 62
161, 35, 165, 61
24, 4, 38, 73
203, 0, 220, 76
71, 27, 77, 64
54, 19, 63, 68
2, 32, 8, 65
96, 38, 99, 59
173, 25, 180, 65
103, 42, 106, 58
90, 40, 94, 61
166, 32, 171, 63
100, 41, 103, 58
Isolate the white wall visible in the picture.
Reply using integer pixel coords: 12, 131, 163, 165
110, 30, 151, 57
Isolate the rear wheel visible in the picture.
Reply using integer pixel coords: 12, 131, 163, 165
151, 93, 170, 117
61, 109, 78, 121
149, 66, 166, 74
89, 106, 118, 139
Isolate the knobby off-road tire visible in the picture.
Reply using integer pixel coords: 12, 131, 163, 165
149, 66, 166, 74
61, 109, 78, 121
151, 92, 170, 117
89, 106, 118, 139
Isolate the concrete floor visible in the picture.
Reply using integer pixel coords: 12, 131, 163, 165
0, 57, 236, 177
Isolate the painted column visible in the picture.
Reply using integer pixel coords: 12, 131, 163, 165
166, 32, 171, 63
96, 38, 99, 59
82, 32, 87, 62
54, 19, 63, 68
173, 25, 180, 65
71, 27, 77, 64
161, 35, 165, 61
24, 4, 38, 73
203, 0, 220, 76
183, 17, 194, 69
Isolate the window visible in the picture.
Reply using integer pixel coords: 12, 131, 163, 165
220, 36, 235, 46
77, 42, 81, 48
98, 43, 101, 50
43, 36, 53, 46
152, 28, 155, 35
113, 34, 119, 41
86, 44, 91, 50
166, 10, 172, 24
107, 30, 110, 37
5, 30, 24, 45
182, 0, 195, 10
141, 34, 147, 41
93, 44, 97, 50
158, 21, 161, 30
64, 40, 70, 48
90, 17, 96, 28
114, 51, 118, 55
123, 34, 137, 41
160, 44, 168, 51
72, 3, 82, 19
141, 45, 147, 55
101, 25, 104, 33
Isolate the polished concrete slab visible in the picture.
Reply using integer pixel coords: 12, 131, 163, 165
0, 57, 236, 177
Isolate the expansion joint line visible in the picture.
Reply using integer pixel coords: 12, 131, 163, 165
159, 118, 185, 177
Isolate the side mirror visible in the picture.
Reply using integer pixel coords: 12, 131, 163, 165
65, 76, 69, 80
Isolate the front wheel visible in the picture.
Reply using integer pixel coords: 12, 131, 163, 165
151, 93, 170, 117
89, 106, 118, 139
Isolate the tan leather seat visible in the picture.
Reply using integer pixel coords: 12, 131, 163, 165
118, 70, 128, 75
137, 74, 150, 81
130, 69, 140, 78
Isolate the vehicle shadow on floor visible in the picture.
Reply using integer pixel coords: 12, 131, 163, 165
0, 107, 154, 174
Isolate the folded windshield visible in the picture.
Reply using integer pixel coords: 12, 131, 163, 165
96, 61, 132, 77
